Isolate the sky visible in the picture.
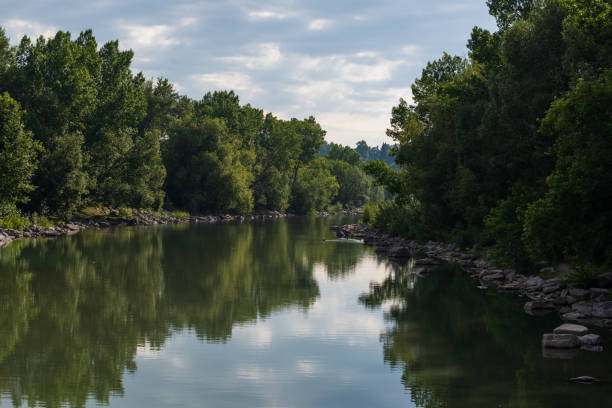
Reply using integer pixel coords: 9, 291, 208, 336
0, 0, 497, 146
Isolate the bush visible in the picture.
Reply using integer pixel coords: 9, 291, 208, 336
565, 264, 603, 289
0, 203, 28, 230
171, 211, 189, 218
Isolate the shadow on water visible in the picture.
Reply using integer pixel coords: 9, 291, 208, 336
0, 216, 363, 407
360, 262, 612, 408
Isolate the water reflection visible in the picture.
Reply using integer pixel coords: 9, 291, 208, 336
361, 263, 612, 408
0, 217, 363, 407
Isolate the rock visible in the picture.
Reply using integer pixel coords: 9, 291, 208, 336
553, 323, 589, 336
591, 301, 612, 318
525, 276, 544, 291
388, 246, 413, 257
590, 288, 610, 299
561, 312, 586, 322
572, 301, 593, 315
374, 246, 389, 253
578, 334, 601, 345
540, 267, 556, 274
568, 376, 600, 384
481, 271, 505, 281
569, 288, 590, 301
524, 301, 555, 315
596, 272, 612, 288
542, 333, 581, 348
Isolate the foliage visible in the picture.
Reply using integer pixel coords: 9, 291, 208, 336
290, 159, 339, 214
564, 263, 603, 289
0, 92, 40, 208
523, 70, 612, 264
364, 0, 612, 272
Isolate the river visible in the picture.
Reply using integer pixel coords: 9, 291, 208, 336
0, 216, 609, 407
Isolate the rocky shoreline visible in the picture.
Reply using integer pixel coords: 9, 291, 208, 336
0, 208, 363, 248
333, 224, 612, 355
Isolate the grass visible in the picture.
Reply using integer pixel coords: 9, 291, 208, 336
171, 211, 190, 218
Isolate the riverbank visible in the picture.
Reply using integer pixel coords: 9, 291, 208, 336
0, 208, 363, 248
334, 224, 612, 351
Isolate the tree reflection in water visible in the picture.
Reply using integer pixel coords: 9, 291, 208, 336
360, 262, 612, 408
0, 216, 362, 407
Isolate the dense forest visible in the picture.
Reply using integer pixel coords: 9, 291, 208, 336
0, 27, 383, 226
364, 0, 612, 275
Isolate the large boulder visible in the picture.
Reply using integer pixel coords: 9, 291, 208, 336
592, 301, 612, 318
553, 323, 589, 336
542, 333, 581, 348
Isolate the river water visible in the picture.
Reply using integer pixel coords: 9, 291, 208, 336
0, 216, 610, 407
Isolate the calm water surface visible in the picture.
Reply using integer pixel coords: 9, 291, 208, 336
0, 217, 610, 407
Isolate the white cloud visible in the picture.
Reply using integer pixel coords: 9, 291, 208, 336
247, 10, 288, 20
2, 19, 57, 40
190, 72, 263, 99
308, 18, 333, 31
316, 112, 390, 146
219, 43, 283, 69
121, 24, 180, 49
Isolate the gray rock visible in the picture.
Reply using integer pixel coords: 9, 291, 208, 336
540, 267, 556, 274
572, 301, 593, 315
481, 272, 505, 281
553, 323, 589, 336
569, 288, 590, 301
591, 301, 612, 318
542, 333, 581, 348
525, 276, 544, 290
562, 312, 585, 321
578, 334, 601, 345
569, 376, 600, 384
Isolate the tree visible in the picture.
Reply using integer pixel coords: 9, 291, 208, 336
523, 70, 612, 264
0, 92, 40, 211
487, 0, 535, 30
326, 143, 361, 166
164, 117, 253, 213
291, 159, 338, 214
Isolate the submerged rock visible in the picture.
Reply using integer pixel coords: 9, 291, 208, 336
568, 376, 600, 384
542, 333, 581, 348
524, 301, 555, 315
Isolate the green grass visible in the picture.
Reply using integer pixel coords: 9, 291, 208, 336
171, 211, 189, 218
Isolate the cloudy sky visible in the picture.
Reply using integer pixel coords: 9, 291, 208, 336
1, 0, 496, 146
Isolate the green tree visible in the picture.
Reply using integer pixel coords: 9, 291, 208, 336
523, 70, 612, 264
0, 92, 40, 210
291, 158, 338, 214
164, 117, 253, 213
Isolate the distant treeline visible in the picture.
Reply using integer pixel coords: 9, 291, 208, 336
320, 140, 398, 169
0, 27, 384, 226
364, 0, 612, 275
